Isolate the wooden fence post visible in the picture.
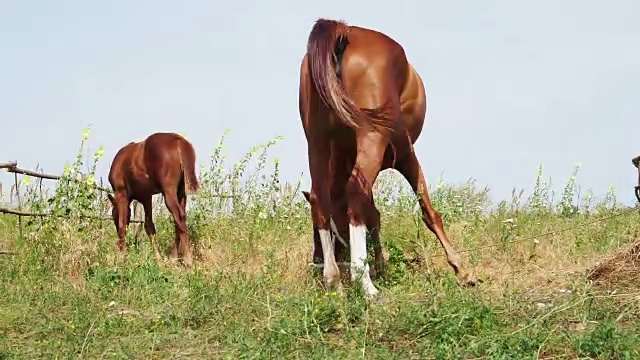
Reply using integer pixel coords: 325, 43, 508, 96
13, 171, 23, 239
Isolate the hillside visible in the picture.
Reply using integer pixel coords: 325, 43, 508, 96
1, 133, 639, 359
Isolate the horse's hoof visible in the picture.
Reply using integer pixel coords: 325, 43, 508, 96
325, 278, 343, 293
369, 292, 387, 305
182, 256, 193, 268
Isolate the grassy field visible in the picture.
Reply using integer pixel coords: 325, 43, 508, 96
1, 130, 640, 359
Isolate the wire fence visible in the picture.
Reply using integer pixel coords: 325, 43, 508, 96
0, 161, 145, 247
3, 158, 640, 258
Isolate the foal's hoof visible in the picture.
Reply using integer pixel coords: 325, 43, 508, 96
182, 256, 193, 268
457, 271, 478, 287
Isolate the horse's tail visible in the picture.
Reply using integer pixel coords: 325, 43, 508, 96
178, 139, 200, 194
307, 19, 364, 129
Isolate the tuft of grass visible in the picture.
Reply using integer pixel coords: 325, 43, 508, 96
1, 128, 639, 359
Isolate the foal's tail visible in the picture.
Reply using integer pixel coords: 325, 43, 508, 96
178, 140, 200, 194
306, 19, 363, 129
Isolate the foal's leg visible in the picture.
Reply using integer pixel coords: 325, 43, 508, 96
164, 188, 192, 267
396, 151, 476, 286
141, 196, 162, 261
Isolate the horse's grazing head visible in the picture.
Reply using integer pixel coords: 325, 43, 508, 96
107, 193, 131, 232
633, 155, 640, 204
302, 190, 315, 229
302, 190, 324, 264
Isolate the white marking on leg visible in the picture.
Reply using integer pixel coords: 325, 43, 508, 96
319, 229, 340, 288
349, 224, 378, 298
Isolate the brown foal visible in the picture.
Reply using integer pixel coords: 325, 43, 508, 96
107, 132, 199, 267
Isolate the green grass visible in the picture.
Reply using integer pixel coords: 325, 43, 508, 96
1, 129, 640, 359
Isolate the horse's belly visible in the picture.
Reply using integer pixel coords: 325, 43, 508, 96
128, 177, 160, 198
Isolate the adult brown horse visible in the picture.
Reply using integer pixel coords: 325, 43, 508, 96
107, 132, 199, 267
299, 18, 477, 298
633, 155, 640, 203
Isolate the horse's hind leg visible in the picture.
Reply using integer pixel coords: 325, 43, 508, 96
345, 131, 388, 299
396, 150, 477, 286
177, 188, 192, 266
141, 196, 162, 261
163, 187, 192, 267
308, 138, 341, 291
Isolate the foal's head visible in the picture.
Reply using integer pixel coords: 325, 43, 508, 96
107, 193, 131, 232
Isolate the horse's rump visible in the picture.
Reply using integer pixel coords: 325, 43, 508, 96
305, 19, 396, 131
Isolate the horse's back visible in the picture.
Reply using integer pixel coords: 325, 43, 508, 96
143, 132, 198, 189
143, 132, 187, 172
350, 25, 403, 51
343, 26, 408, 75
145, 132, 185, 151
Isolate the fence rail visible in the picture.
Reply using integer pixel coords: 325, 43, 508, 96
1, 161, 112, 192
0, 206, 141, 223
1, 159, 240, 255
0, 162, 18, 169
1, 160, 147, 245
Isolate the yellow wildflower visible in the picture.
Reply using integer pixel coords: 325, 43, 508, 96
95, 146, 105, 158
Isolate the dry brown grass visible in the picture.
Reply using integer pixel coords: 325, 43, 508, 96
197, 233, 311, 284
587, 239, 640, 291
408, 223, 595, 298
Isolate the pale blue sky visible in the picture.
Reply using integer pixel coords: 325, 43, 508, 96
1, 0, 639, 205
